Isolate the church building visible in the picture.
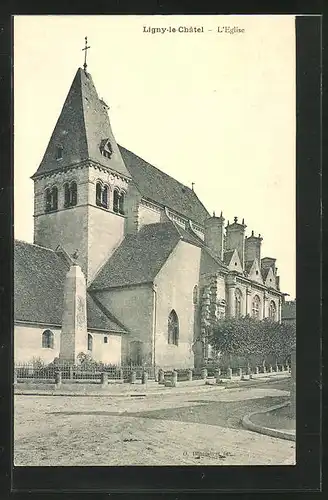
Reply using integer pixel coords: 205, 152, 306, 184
14, 63, 285, 369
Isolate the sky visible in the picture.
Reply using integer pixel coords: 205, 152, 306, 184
14, 15, 296, 299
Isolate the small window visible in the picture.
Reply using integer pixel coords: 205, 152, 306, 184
104, 336, 108, 344
42, 329, 54, 349
256, 270, 259, 275
70, 182, 77, 206
168, 309, 179, 346
87, 333, 93, 351
235, 262, 237, 266
56, 146, 63, 160
192, 285, 199, 305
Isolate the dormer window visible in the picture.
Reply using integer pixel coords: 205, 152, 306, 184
56, 146, 63, 160
100, 138, 113, 159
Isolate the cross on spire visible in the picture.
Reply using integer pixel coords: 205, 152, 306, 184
82, 36, 90, 71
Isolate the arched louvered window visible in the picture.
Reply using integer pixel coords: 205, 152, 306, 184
70, 182, 77, 206
64, 182, 78, 208
252, 295, 261, 319
45, 187, 58, 212
235, 288, 242, 318
42, 329, 54, 349
269, 300, 277, 320
87, 333, 93, 352
102, 185, 109, 209
96, 182, 102, 206
113, 189, 120, 213
168, 309, 179, 346
118, 191, 125, 215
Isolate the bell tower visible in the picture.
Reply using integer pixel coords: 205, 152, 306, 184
32, 61, 132, 283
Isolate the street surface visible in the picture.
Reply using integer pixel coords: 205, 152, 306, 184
14, 379, 295, 466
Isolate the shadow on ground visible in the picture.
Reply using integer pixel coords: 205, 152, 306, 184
48, 395, 289, 430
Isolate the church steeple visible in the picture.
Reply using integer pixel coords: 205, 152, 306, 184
32, 67, 131, 181
32, 66, 131, 283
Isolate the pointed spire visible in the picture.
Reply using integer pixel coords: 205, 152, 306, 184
32, 68, 131, 180
234, 216, 238, 223
191, 182, 195, 191
242, 218, 245, 225
220, 211, 223, 218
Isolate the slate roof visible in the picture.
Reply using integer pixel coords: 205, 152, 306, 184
33, 68, 131, 180
261, 267, 271, 281
223, 250, 234, 266
119, 145, 210, 226
14, 240, 126, 333
90, 222, 182, 290
245, 260, 255, 274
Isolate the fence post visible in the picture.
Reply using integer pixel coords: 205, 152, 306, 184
101, 372, 108, 387
158, 369, 165, 384
14, 369, 17, 385
55, 371, 62, 388
171, 370, 178, 387
262, 363, 267, 374
142, 369, 148, 385
119, 368, 124, 382
215, 369, 221, 384
187, 369, 193, 382
275, 363, 279, 373
130, 370, 136, 384
200, 367, 208, 380
269, 365, 273, 373
238, 368, 242, 379
255, 366, 259, 375
227, 367, 232, 380
69, 365, 73, 380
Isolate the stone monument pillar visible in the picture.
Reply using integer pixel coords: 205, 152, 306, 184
59, 262, 88, 363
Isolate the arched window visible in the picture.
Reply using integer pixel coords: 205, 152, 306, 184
168, 309, 179, 346
102, 185, 109, 209
113, 189, 120, 213
252, 295, 261, 319
64, 182, 78, 208
269, 300, 277, 320
87, 333, 93, 351
70, 182, 77, 206
193, 285, 199, 305
45, 187, 58, 212
42, 329, 54, 349
56, 146, 63, 160
96, 182, 102, 206
235, 289, 242, 318
119, 191, 125, 215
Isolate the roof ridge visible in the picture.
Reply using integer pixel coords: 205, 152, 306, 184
15, 239, 56, 253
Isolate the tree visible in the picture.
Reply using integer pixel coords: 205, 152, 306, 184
209, 317, 296, 367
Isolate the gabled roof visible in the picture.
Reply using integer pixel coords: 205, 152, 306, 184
33, 68, 131, 180
118, 145, 210, 226
244, 260, 254, 274
89, 222, 182, 289
14, 240, 127, 333
261, 267, 271, 281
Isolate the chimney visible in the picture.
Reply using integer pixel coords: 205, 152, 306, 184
59, 263, 88, 363
204, 212, 225, 260
245, 231, 263, 264
225, 216, 247, 268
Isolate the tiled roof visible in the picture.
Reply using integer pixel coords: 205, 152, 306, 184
33, 68, 131, 180
90, 222, 182, 289
119, 145, 210, 226
14, 240, 126, 333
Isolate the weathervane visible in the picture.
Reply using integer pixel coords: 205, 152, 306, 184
82, 36, 90, 71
